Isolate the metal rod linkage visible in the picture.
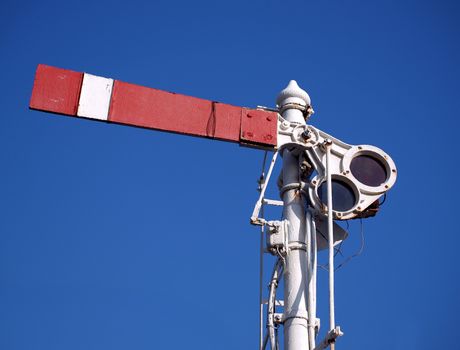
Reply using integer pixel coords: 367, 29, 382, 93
251, 151, 279, 225
325, 141, 336, 349
306, 209, 316, 350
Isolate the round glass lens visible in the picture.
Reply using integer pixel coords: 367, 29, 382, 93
318, 179, 356, 212
350, 155, 387, 187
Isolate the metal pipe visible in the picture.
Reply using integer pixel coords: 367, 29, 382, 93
282, 148, 309, 350
325, 141, 336, 349
306, 210, 316, 350
311, 218, 318, 338
277, 80, 311, 350
259, 205, 265, 350
259, 153, 267, 350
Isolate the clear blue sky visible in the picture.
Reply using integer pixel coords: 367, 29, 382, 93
1, 0, 459, 349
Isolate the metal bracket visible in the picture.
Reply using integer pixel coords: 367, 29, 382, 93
266, 220, 289, 255
273, 313, 283, 325
275, 115, 397, 220
277, 115, 320, 154
250, 151, 279, 226
314, 327, 344, 350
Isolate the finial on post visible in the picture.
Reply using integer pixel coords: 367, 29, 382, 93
276, 80, 313, 124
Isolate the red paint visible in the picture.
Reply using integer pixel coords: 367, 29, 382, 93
29, 64, 83, 116
212, 103, 241, 142
109, 81, 277, 148
240, 109, 278, 146
29, 64, 278, 149
109, 80, 225, 139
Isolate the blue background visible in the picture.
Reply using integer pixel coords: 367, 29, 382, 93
1, 0, 459, 349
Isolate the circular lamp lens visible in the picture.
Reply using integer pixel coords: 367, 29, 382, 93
318, 179, 356, 212
350, 155, 387, 187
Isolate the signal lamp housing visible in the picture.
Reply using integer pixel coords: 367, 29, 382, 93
301, 127, 397, 220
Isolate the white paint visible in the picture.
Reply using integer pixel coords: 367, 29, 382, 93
278, 81, 311, 350
325, 142, 336, 335
77, 73, 113, 121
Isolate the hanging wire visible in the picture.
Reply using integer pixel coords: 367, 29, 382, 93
258, 151, 268, 191
318, 218, 365, 272
334, 241, 344, 258
335, 218, 365, 271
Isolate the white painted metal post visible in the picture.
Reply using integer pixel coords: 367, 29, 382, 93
277, 81, 312, 350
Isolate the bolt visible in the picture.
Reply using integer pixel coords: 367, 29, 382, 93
265, 134, 273, 141
301, 130, 311, 140
247, 132, 253, 137
247, 113, 252, 118
280, 121, 290, 130
266, 116, 272, 121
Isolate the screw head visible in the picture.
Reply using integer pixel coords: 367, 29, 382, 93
301, 130, 311, 140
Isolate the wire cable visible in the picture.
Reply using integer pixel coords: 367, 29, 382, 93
335, 218, 365, 271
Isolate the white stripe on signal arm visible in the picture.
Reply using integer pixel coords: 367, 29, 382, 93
77, 73, 114, 121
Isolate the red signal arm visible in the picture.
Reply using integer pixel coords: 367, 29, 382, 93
29, 64, 278, 150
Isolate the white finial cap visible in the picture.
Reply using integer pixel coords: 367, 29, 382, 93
276, 80, 311, 108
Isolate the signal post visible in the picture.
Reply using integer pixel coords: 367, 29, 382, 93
277, 81, 311, 350
29, 64, 397, 350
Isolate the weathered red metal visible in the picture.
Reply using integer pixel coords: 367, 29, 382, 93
29, 64, 278, 149
109, 80, 241, 141
240, 109, 278, 147
29, 64, 83, 116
